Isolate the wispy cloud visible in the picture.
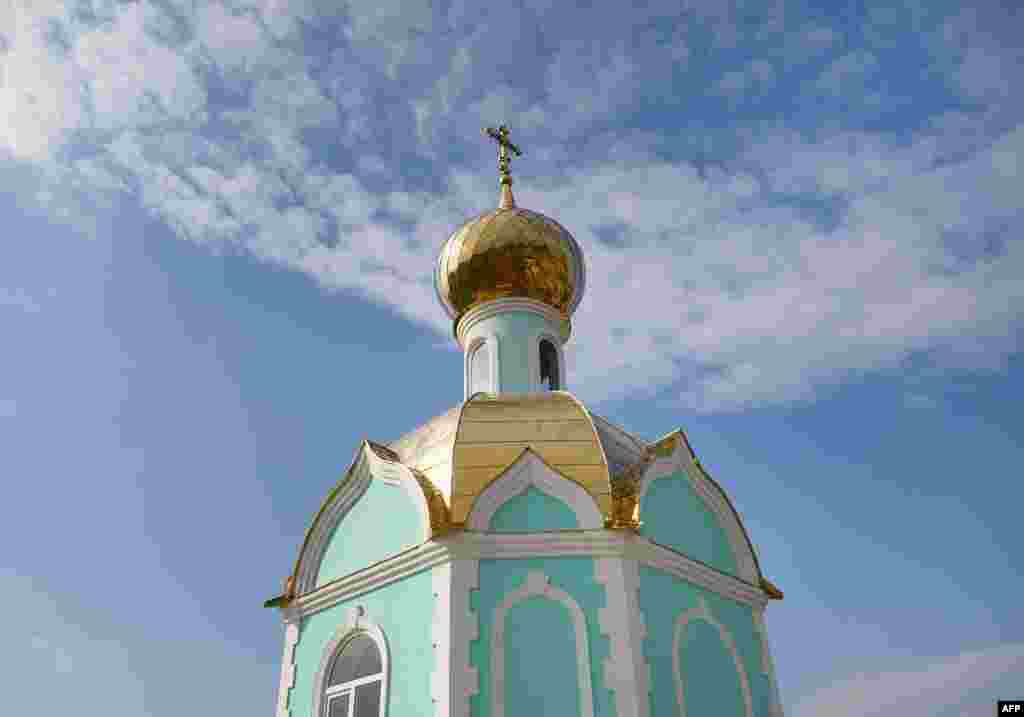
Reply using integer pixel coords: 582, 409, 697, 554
791, 644, 1024, 717
1, 0, 1021, 412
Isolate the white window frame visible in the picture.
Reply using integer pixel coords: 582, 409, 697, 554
323, 663, 385, 717
311, 608, 390, 717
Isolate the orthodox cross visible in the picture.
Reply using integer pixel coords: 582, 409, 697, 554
483, 125, 522, 186
483, 125, 522, 208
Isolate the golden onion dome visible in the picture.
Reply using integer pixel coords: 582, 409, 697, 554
434, 206, 586, 322
434, 125, 586, 327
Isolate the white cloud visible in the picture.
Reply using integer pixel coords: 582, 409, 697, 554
2, 0, 1021, 413
791, 644, 1024, 717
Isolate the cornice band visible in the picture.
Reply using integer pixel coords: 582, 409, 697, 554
283, 531, 771, 620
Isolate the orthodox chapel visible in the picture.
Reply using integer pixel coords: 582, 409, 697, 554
265, 126, 786, 717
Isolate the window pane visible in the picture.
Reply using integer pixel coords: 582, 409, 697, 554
354, 680, 381, 717
328, 693, 350, 717
329, 635, 382, 686
470, 343, 490, 394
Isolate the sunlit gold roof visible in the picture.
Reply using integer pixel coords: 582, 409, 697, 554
450, 391, 611, 523
434, 125, 586, 329
267, 394, 784, 606
388, 392, 611, 524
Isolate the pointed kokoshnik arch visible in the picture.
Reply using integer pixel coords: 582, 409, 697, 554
465, 447, 605, 531
288, 440, 450, 597
636, 429, 778, 591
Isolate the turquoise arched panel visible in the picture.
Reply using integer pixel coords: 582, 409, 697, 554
488, 485, 579, 532
471, 557, 614, 717
504, 595, 579, 714
639, 567, 769, 716
640, 471, 738, 576
316, 478, 424, 587
679, 619, 746, 716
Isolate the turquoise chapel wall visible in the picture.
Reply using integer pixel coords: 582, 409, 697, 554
290, 567, 435, 717
470, 556, 614, 717
472, 483, 612, 715
639, 567, 774, 717
316, 477, 424, 588
639, 469, 739, 577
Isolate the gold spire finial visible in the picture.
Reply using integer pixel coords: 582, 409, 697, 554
483, 124, 521, 209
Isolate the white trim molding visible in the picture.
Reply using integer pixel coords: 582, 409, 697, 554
491, 571, 594, 717
465, 449, 604, 531
431, 564, 452, 717
310, 606, 390, 717
289, 530, 770, 620
294, 442, 437, 594
275, 619, 301, 717
672, 598, 753, 717
638, 439, 759, 584
595, 557, 649, 717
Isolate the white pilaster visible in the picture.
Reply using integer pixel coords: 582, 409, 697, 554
275, 618, 301, 717
450, 559, 480, 717
595, 550, 650, 717
432, 564, 452, 717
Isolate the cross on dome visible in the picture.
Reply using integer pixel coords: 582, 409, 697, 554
483, 124, 522, 208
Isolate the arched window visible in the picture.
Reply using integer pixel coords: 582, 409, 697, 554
469, 340, 491, 394
323, 633, 384, 717
539, 338, 559, 390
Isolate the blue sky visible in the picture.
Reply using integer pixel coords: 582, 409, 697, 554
1, 0, 1022, 714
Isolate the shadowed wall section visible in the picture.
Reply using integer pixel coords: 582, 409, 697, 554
640, 470, 739, 577
680, 620, 747, 717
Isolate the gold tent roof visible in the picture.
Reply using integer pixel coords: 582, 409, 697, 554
268, 392, 783, 606
390, 391, 618, 524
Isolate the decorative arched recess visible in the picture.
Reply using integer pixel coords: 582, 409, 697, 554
492, 571, 594, 717
292, 441, 449, 595
464, 334, 501, 397
672, 598, 753, 717
311, 605, 390, 717
638, 432, 760, 584
466, 448, 604, 531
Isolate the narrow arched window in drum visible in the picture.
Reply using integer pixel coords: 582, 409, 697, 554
539, 338, 559, 390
